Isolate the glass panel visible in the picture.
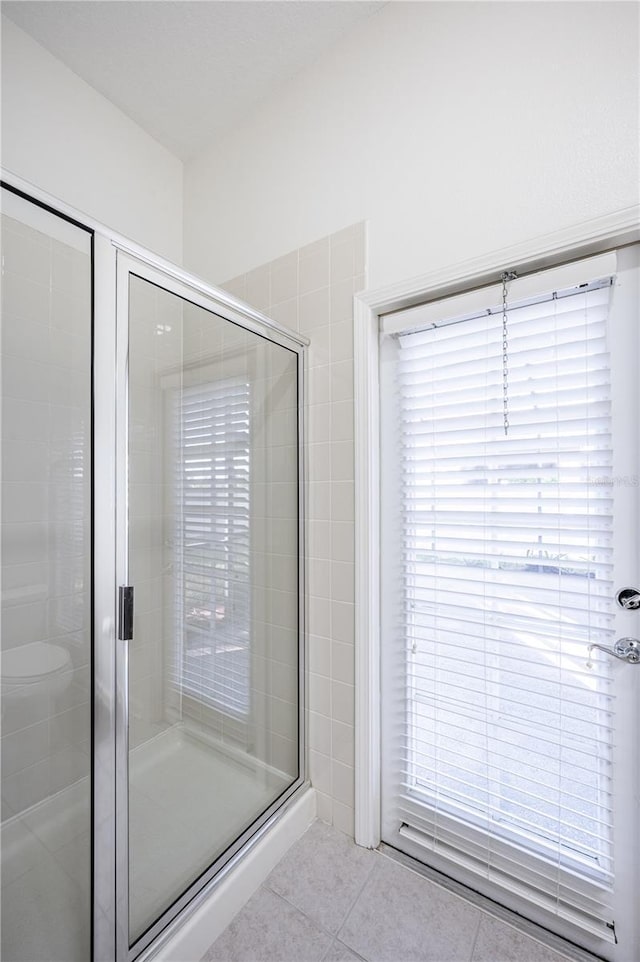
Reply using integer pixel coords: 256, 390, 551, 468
0, 189, 92, 962
127, 275, 299, 944
397, 287, 614, 876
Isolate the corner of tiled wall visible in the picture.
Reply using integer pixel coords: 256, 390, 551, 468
222, 222, 366, 837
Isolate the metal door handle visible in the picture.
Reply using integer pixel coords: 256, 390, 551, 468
118, 585, 134, 641
587, 637, 640, 667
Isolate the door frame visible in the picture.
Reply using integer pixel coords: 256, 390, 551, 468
352, 206, 640, 936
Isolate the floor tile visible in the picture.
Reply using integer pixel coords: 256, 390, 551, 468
22, 777, 89, 852
265, 819, 377, 934
1, 845, 90, 962
338, 855, 481, 962
0, 815, 51, 887
55, 829, 91, 889
472, 914, 573, 962
202, 886, 332, 962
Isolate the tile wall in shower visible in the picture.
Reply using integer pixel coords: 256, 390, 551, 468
129, 278, 301, 778
1, 211, 92, 817
127, 276, 181, 750
1, 201, 92, 962
223, 221, 365, 835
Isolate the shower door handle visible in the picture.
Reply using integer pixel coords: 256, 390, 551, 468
118, 586, 134, 642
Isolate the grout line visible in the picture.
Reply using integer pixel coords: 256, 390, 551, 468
271, 871, 375, 962
263, 821, 379, 949
319, 937, 341, 962
334, 846, 380, 941
322, 937, 368, 962
468, 913, 483, 962
268, 885, 336, 941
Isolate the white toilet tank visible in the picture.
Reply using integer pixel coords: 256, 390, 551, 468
1, 640, 73, 700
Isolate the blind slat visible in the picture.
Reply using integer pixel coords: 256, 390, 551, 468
382, 271, 616, 936
173, 378, 252, 717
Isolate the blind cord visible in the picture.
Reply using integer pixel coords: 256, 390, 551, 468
500, 270, 517, 436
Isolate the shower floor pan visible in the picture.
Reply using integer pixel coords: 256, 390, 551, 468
1, 724, 291, 962
129, 722, 291, 942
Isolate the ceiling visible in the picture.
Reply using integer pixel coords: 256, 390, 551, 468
2, 1, 385, 161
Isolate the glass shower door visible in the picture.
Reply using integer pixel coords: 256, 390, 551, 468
0, 186, 93, 962
116, 254, 304, 956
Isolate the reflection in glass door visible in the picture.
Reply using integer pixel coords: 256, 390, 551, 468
0, 186, 93, 962
118, 259, 304, 954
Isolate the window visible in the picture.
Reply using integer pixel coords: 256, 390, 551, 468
172, 378, 251, 717
380, 255, 619, 939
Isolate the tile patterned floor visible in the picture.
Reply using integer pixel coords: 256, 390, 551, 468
1, 782, 91, 962
202, 820, 576, 962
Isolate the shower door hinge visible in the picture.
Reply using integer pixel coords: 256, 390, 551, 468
118, 585, 134, 642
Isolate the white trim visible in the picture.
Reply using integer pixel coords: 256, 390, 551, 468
357, 205, 640, 316
1, 170, 310, 350
1, 185, 90, 251
114, 241, 309, 349
353, 205, 640, 851
353, 295, 381, 849
93, 232, 118, 962
114, 248, 131, 962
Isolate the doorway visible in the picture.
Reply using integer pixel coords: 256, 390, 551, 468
370, 244, 639, 961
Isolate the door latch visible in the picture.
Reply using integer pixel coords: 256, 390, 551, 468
118, 586, 134, 642
615, 587, 640, 610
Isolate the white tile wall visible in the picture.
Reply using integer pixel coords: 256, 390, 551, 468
128, 281, 301, 781
223, 222, 366, 835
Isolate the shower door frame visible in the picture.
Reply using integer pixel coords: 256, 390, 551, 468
0, 169, 308, 962
112, 249, 308, 962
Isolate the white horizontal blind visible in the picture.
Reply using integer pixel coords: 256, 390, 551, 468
382, 274, 617, 939
173, 379, 251, 716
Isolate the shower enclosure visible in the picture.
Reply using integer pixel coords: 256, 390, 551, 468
0, 180, 307, 962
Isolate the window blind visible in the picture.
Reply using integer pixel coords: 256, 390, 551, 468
381, 270, 617, 940
172, 379, 251, 717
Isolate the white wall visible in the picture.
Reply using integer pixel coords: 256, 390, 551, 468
184, 0, 639, 290
183, 0, 639, 839
1, 17, 183, 263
